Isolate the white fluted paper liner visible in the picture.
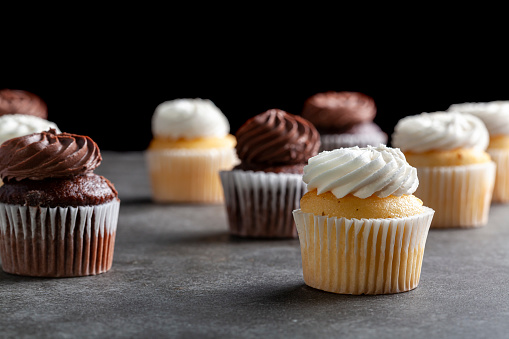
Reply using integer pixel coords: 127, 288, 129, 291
146, 148, 239, 203
0, 199, 120, 277
414, 161, 496, 228
487, 149, 509, 203
293, 207, 434, 295
220, 169, 306, 238
320, 133, 388, 151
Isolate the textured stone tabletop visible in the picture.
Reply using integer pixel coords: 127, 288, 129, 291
2, 151, 509, 338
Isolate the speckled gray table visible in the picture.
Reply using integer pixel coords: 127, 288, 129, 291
2, 151, 509, 339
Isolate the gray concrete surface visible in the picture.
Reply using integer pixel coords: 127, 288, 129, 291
2, 151, 509, 338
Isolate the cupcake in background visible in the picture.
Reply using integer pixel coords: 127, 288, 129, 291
448, 101, 509, 203
146, 98, 239, 203
0, 129, 120, 277
392, 112, 495, 228
301, 91, 387, 150
293, 145, 434, 295
0, 114, 60, 145
0, 88, 48, 119
220, 109, 320, 238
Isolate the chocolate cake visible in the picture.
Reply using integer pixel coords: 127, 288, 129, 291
0, 129, 120, 277
301, 91, 387, 150
220, 109, 320, 238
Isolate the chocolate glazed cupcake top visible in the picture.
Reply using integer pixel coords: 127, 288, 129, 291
235, 109, 320, 173
0, 129, 101, 181
0, 89, 48, 119
301, 91, 376, 133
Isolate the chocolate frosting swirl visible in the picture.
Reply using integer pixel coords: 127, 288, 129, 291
301, 91, 376, 133
0, 129, 102, 181
235, 109, 320, 169
0, 89, 48, 119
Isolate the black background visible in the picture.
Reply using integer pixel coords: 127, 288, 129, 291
3, 41, 508, 152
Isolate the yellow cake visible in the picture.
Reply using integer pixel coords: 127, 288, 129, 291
293, 145, 434, 295
145, 98, 239, 203
392, 112, 495, 228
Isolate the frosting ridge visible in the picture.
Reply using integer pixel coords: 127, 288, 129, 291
0, 129, 101, 181
152, 98, 229, 139
391, 112, 489, 153
235, 109, 320, 169
303, 145, 419, 199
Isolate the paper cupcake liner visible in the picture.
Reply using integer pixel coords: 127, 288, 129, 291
220, 170, 306, 238
320, 133, 388, 151
146, 148, 239, 203
414, 161, 495, 228
293, 207, 434, 295
487, 149, 509, 203
0, 199, 120, 277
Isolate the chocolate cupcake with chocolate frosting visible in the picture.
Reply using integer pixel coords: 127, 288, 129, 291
0, 88, 48, 119
0, 129, 120, 277
301, 91, 387, 150
220, 109, 320, 238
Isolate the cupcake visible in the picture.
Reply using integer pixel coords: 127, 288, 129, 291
145, 98, 239, 203
392, 112, 495, 228
0, 88, 48, 119
301, 91, 387, 150
0, 129, 120, 277
220, 109, 320, 238
448, 101, 509, 203
293, 145, 434, 295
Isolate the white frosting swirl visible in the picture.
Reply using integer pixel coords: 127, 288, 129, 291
152, 98, 229, 139
448, 101, 509, 136
391, 112, 489, 153
0, 114, 60, 145
303, 145, 419, 199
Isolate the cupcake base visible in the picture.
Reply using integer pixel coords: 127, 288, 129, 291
414, 162, 495, 228
220, 170, 306, 238
0, 199, 120, 277
146, 148, 238, 204
293, 207, 434, 295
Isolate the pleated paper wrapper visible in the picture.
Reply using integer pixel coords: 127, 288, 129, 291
220, 170, 306, 238
293, 207, 434, 295
487, 149, 509, 203
320, 133, 388, 152
0, 199, 120, 277
414, 161, 495, 228
146, 148, 239, 204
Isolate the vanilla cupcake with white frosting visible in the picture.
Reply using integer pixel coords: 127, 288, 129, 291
448, 101, 509, 203
146, 98, 238, 203
392, 112, 495, 228
293, 145, 434, 295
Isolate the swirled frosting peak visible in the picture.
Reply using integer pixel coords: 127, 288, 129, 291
235, 109, 320, 167
391, 112, 489, 153
0, 129, 102, 181
448, 101, 509, 136
152, 98, 229, 139
301, 91, 376, 133
303, 145, 419, 199
0, 89, 48, 119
